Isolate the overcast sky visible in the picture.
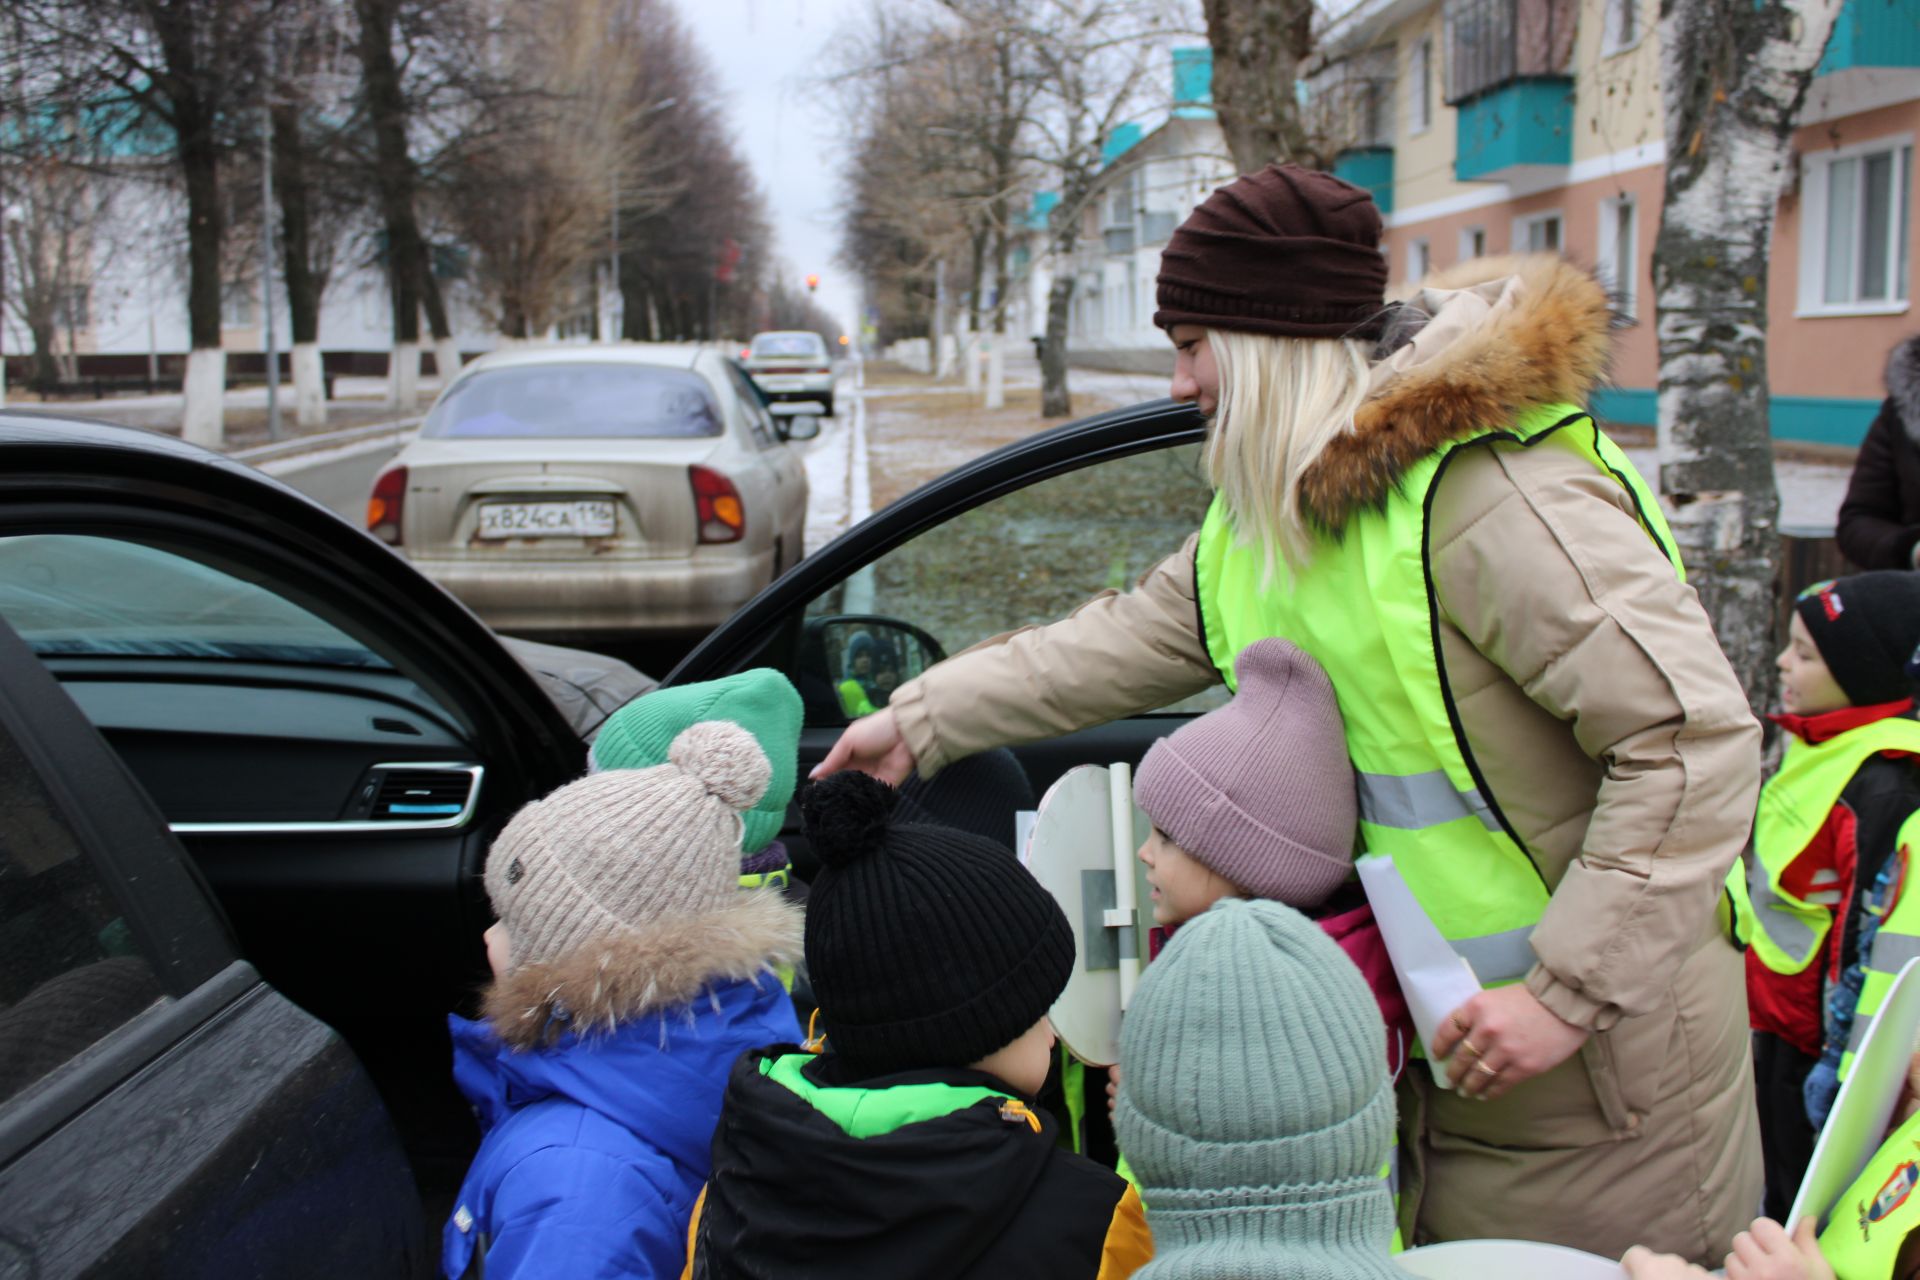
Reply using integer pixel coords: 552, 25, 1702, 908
679, 0, 867, 337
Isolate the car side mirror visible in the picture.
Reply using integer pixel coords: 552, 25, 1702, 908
779, 414, 822, 443
799, 615, 946, 723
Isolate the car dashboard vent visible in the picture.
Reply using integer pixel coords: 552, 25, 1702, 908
348, 764, 483, 825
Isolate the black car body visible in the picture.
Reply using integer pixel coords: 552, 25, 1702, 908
0, 397, 1205, 1275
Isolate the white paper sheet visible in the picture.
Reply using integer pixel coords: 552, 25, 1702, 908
1356, 854, 1484, 1088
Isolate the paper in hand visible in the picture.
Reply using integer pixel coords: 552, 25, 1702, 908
1357, 854, 1485, 1087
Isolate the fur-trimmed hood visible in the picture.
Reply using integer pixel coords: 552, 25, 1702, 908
1887, 332, 1920, 445
1298, 254, 1614, 533
482, 888, 802, 1050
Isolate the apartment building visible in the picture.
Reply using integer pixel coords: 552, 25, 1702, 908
1316, 0, 1917, 443
1055, 48, 1239, 372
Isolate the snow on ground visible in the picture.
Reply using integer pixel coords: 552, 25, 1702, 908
800, 372, 864, 555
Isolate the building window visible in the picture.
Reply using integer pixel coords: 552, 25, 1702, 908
1801, 138, 1912, 314
1596, 196, 1638, 320
1515, 211, 1563, 253
1407, 38, 1433, 135
1460, 225, 1488, 259
221, 281, 256, 329
1601, 0, 1640, 54
1408, 239, 1432, 283
55, 286, 90, 331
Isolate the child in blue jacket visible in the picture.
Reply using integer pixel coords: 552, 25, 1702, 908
442, 721, 803, 1279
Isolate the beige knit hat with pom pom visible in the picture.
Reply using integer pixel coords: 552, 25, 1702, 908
484, 720, 771, 971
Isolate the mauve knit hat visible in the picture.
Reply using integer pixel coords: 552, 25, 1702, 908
1115, 898, 1400, 1280
1795, 573, 1920, 708
588, 669, 801, 854
799, 771, 1074, 1079
1154, 163, 1390, 340
1134, 638, 1358, 908
485, 721, 770, 971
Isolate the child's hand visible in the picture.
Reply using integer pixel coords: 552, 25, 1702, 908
1106, 1064, 1121, 1118
1724, 1218, 1834, 1280
1620, 1246, 1711, 1279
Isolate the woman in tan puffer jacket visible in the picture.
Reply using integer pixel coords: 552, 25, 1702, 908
815, 164, 1762, 1267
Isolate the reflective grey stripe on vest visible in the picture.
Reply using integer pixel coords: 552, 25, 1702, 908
1749, 855, 1824, 966
1357, 770, 1502, 834
1450, 926, 1537, 984
1848, 1011, 1873, 1055
1869, 931, 1920, 977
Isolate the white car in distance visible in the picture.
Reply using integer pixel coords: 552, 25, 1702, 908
369, 345, 816, 637
743, 330, 835, 417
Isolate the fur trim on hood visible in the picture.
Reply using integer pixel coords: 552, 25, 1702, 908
1298, 254, 1614, 534
1887, 333, 1920, 445
483, 889, 802, 1050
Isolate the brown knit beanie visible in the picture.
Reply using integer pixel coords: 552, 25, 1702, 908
484, 721, 770, 971
1154, 163, 1389, 340
1133, 638, 1358, 907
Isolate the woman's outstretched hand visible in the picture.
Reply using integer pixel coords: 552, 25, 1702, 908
810, 708, 916, 786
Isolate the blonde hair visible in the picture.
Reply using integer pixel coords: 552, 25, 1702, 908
1203, 329, 1371, 574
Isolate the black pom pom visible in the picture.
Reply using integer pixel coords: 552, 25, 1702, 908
801, 772, 898, 870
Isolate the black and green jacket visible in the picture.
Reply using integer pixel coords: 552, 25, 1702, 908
682, 1048, 1150, 1279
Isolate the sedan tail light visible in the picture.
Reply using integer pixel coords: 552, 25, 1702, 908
368, 466, 407, 545
689, 465, 745, 543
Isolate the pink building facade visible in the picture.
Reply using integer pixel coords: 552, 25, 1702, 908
1318, 0, 1917, 443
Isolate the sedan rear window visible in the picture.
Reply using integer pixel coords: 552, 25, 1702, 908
423, 364, 723, 439
750, 335, 826, 359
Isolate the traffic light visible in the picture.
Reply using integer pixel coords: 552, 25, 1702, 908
805, 273, 819, 293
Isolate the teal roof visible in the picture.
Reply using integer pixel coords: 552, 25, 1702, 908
1172, 47, 1215, 119
1102, 122, 1145, 167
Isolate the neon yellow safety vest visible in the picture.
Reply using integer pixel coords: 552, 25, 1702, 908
1841, 811, 1920, 1082
1820, 1105, 1920, 1278
1749, 722, 1920, 980
1195, 403, 1745, 985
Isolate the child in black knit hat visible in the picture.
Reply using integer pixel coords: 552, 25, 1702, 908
681, 771, 1152, 1280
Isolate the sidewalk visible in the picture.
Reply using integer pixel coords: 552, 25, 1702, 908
3, 374, 442, 455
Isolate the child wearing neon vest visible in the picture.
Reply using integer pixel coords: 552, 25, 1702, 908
1622, 1049, 1920, 1280
1749, 573, 1920, 1221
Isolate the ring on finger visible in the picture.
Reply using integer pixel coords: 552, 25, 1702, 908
1460, 1039, 1482, 1059
1473, 1060, 1500, 1077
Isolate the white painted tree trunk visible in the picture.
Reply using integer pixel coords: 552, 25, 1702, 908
964, 325, 982, 395
388, 341, 420, 411
433, 337, 462, 392
986, 335, 1006, 409
182, 348, 227, 448
1653, 0, 1842, 715
292, 342, 327, 428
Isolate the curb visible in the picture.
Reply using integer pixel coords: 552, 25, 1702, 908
230, 416, 423, 465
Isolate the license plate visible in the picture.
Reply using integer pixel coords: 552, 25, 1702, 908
477, 501, 616, 539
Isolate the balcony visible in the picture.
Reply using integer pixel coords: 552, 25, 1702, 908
1444, 0, 1575, 184
1817, 0, 1920, 74
1454, 77, 1574, 183
1333, 148, 1396, 214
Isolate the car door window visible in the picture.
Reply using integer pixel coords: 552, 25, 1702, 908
798, 443, 1228, 720
0, 712, 163, 1105
0, 533, 474, 825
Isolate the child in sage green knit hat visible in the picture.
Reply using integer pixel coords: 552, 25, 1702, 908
590, 669, 802, 887
1114, 897, 1400, 1280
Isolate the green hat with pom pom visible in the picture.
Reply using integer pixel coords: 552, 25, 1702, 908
589, 669, 801, 853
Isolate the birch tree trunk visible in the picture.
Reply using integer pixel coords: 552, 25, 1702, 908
1653, 0, 1841, 715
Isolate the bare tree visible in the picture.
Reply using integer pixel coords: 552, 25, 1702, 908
7, 0, 286, 445
0, 122, 117, 387
1200, 0, 1319, 172
1652, 0, 1843, 712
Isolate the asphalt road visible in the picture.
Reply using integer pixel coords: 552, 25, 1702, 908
265, 439, 406, 523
